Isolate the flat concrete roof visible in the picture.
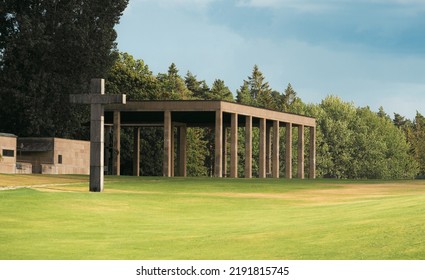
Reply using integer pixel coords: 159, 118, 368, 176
0, 133, 17, 138
105, 100, 316, 128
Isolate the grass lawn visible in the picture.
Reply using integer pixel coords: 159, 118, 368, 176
1, 174, 425, 260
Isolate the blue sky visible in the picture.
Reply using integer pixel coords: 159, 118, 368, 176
116, 0, 425, 119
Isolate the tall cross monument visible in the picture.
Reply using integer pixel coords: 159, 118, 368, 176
70, 78, 126, 192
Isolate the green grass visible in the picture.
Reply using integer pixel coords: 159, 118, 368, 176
1, 175, 425, 260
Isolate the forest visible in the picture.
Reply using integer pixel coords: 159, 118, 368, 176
1, 1, 424, 179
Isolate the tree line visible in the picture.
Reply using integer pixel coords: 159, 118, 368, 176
106, 53, 422, 179
1, 1, 423, 179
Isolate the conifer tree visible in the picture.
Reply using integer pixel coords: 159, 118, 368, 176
209, 79, 234, 101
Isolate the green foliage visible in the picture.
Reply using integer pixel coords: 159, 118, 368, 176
236, 81, 251, 105
139, 128, 163, 176
209, 79, 234, 101
184, 71, 210, 100
186, 128, 208, 176
0, 0, 129, 137
157, 63, 192, 100
236, 65, 272, 107
411, 113, 425, 176
311, 96, 417, 179
2, 0, 424, 182
104, 55, 424, 179
106, 52, 158, 100
106, 54, 238, 176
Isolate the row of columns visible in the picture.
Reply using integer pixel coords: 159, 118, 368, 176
214, 111, 315, 179
111, 110, 316, 179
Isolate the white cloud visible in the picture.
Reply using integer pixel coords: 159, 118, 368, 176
117, 0, 425, 119
237, 0, 425, 10
134, 0, 217, 10
236, 0, 335, 12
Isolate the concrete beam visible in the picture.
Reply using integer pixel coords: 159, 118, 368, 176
106, 101, 316, 127
70, 94, 125, 105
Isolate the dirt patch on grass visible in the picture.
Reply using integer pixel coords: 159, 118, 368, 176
0, 174, 87, 188
181, 181, 425, 205
296, 182, 425, 205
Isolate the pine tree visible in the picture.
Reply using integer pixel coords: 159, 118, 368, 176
236, 81, 252, 105
247, 65, 272, 108
282, 83, 298, 112
157, 63, 192, 100
184, 71, 210, 100
209, 79, 234, 101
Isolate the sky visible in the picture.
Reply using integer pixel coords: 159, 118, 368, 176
115, 0, 425, 119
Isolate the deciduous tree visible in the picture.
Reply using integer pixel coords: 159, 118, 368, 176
0, 0, 128, 137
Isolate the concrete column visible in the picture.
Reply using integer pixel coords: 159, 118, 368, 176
89, 79, 104, 192
230, 113, 238, 178
259, 118, 267, 178
222, 127, 228, 177
298, 125, 305, 179
310, 126, 316, 179
272, 120, 280, 178
214, 110, 223, 177
113, 111, 121, 176
286, 122, 292, 179
90, 102, 104, 192
133, 127, 140, 176
163, 111, 172, 177
69, 78, 125, 192
245, 115, 252, 178
171, 125, 175, 177
177, 126, 187, 177
266, 124, 272, 175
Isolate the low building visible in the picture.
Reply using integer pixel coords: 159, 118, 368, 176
17, 137, 90, 175
0, 133, 18, 174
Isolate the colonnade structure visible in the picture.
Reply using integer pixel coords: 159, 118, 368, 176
104, 100, 316, 180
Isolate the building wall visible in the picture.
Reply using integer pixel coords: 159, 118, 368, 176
15, 162, 32, 174
52, 138, 90, 175
0, 134, 17, 174
17, 138, 90, 175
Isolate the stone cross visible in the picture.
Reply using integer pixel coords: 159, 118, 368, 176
70, 79, 126, 192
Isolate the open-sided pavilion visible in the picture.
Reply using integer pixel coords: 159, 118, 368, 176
104, 100, 316, 179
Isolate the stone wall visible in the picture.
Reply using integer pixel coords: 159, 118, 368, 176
0, 134, 17, 174
16, 162, 32, 174
52, 138, 90, 175
17, 137, 90, 175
